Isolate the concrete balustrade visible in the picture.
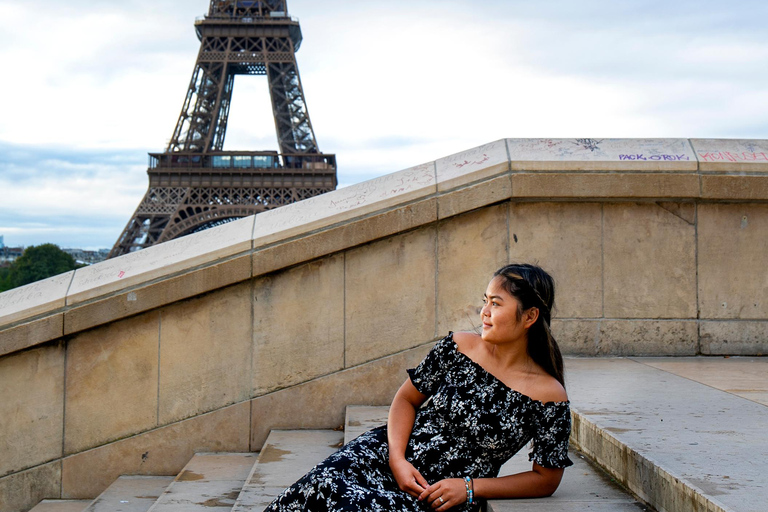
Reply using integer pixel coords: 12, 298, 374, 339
1, 138, 768, 512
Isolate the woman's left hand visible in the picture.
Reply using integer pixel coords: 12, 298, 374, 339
418, 478, 466, 510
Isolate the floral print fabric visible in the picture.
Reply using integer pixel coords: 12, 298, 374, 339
263, 332, 573, 512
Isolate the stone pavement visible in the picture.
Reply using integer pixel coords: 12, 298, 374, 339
567, 356, 768, 512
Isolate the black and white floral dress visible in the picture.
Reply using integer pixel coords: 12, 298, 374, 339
263, 332, 573, 512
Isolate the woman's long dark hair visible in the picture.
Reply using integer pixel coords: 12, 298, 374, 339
493, 264, 565, 388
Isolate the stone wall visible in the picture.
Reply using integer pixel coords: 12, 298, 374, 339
1, 138, 767, 512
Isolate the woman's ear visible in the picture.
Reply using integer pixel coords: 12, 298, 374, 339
524, 307, 539, 329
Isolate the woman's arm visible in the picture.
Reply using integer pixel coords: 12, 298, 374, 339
474, 463, 564, 498
420, 463, 564, 511
387, 379, 430, 498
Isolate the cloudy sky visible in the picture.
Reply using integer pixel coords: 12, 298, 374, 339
1, 0, 767, 249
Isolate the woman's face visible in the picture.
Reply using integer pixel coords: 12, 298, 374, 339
480, 276, 535, 345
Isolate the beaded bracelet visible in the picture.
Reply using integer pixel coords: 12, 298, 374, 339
463, 476, 474, 505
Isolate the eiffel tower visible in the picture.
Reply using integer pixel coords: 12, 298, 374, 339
110, 0, 336, 257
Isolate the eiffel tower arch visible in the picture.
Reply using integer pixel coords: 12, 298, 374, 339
110, 0, 336, 258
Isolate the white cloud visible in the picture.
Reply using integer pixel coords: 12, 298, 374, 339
1, 0, 768, 248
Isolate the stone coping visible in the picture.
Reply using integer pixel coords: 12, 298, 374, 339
568, 357, 768, 512
2, 137, 768, 355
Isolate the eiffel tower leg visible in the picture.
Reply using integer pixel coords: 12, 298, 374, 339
268, 61, 318, 156
168, 62, 232, 153
109, 1, 336, 259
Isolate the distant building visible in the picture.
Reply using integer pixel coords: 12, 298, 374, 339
0, 246, 23, 266
0, 235, 4, 248
62, 248, 110, 266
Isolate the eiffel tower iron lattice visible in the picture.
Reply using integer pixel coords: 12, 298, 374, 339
110, 0, 336, 258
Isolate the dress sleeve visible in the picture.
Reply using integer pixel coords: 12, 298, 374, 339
406, 333, 456, 396
528, 401, 574, 468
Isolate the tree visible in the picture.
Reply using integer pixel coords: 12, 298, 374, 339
0, 266, 10, 293
3, 244, 79, 291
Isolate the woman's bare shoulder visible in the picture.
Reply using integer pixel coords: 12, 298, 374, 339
452, 331, 482, 352
530, 372, 568, 404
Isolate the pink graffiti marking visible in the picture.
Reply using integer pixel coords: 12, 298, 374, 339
117, 271, 126, 278
453, 154, 491, 169
698, 152, 768, 163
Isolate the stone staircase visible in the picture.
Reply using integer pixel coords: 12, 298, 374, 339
31, 406, 647, 512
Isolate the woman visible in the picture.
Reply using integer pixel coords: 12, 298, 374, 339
264, 264, 572, 511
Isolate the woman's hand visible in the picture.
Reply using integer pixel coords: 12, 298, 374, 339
389, 457, 429, 498
419, 478, 467, 510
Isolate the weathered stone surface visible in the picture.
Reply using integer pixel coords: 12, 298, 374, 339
603, 203, 696, 319
506, 138, 696, 171
437, 205, 508, 334
344, 228, 437, 367
551, 319, 600, 356
701, 175, 768, 200
700, 321, 768, 356
698, 204, 768, 320
509, 203, 603, 318
511, 173, 699, 199
252, 255, 344, 395
83, 475, 173, 512
158, 282, 252, 424
64, 313, 160, 455
637, 356, 768, 406
436, 139, 509, 192
692, 138, 768, 172
252, 199, 438, 277
437, 174, 512, 220
251, 162, 436, 247
568, 357, 768, 512
250, 343, 431, 449
232, 431, 342, 512
149, 453, 255, 511
0, 314, 63, 358
0, 344, 64, 478
67, 216, 254, 305
598, 320, 698, 356
61, 402, 249, 499
344, 406, 390, 445
64, 255, 251, 335
30, 500, 90, 512
0, 271, 73, 327
0, 462, 61, 512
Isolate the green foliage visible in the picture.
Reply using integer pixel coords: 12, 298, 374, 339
1, 244, 79, 291
0, 266, 10, 293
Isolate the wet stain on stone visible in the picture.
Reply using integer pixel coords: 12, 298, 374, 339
259, 446, 291, 463
347, 420, 362, 427
177, 470, 205, 481
605, 427, 642, 434
136, 495, 160, 499
199, 497, 231, 507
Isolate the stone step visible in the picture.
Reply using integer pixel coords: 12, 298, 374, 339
146, 453, 256, 512
231, 430, 344, 512
345, 405, 648, 511
568, 356, 768, 512
84, 476, 175, 512
344, 405, 388, 444
28, 501, 91, 512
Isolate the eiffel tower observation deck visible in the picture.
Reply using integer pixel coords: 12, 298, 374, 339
110, 0, 336, 258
